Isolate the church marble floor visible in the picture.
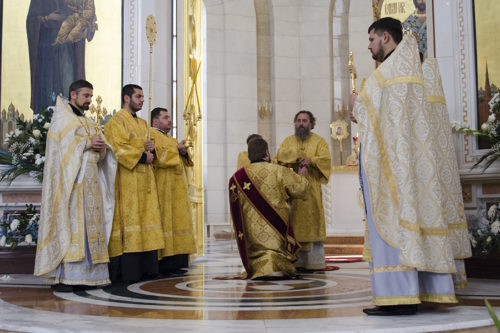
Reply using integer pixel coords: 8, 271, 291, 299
0, 239, 498, 333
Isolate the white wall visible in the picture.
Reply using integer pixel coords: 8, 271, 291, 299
204, 0, 258, 230
123, 0, 172, 120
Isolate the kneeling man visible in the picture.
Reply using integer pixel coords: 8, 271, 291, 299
229, 138, 309, 279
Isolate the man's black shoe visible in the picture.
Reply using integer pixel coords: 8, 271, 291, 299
363, 304, 417, 316
51, 284, 74, 292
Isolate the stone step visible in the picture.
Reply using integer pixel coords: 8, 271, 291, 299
325, 235, 364, 245
324, 244, 364, 255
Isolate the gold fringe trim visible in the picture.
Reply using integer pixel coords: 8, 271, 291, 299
331, 165, 358, 173
47, 120, 81, 142
360, 89, 399, 209
362, 247, 372, 263
399, 220, 468, 236
373, 292, 457, 305
427, 95, 446, 104
420, 292, 458, 304
373, 70, 385, 88
373, 295, 421, 306
384, 75, 425, 88
369, 264, 416, 274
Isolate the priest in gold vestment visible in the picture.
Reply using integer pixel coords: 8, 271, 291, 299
104, 84, 165, 283
274, 111, 331, 270
349, 18, 471, 316
150, 107, 196, 275
34, 80, 116, 291
229, 138, 309, 279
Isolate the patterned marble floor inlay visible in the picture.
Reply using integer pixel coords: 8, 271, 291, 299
53, 272, 372, 313
0, 239, 498, 332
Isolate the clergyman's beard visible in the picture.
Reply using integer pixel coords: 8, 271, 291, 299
295, 126, 310, 140
130, 104, 141, 112
371, 48, 384, 62
77, 102, 90, 111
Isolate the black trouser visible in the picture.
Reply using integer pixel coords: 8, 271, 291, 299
158, 254, 189, 274
108, 250, 159, 283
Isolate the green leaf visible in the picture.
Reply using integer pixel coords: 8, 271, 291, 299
471, 151, 496, 171
485, 299, 500, 332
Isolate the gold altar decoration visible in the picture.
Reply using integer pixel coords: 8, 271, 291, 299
145, 14, 158, 193
345, 134, 360, 166
348, 51, 357, 94
330, 119, 349, 163
372, 0, 382, 20
258, 101, 272, 119
146, 14, 158, 128
184, 54, 202, 148
184, 0, 204, 256
87, 95, 108, 130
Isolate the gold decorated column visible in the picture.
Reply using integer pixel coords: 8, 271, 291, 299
183, 0, 204, 256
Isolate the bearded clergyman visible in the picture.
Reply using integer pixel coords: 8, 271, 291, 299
35, 80, 117, 292
349, 17, 471, 316
274, 111, 331, 271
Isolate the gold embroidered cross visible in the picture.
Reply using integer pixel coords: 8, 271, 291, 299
238, 232, 244, 240
243, 182, 251, 190
230, 184, 236, 191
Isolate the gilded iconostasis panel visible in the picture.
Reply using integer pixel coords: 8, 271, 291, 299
377, 0, 430, 60
1, 0, 122, 120
473, 0, 500, 149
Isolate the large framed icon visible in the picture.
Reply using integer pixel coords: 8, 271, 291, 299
0, 0, 123, 122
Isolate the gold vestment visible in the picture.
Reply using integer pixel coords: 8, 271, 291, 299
35, 96, 116, 277
150, 128, 196, 258
237, 151, 250, 170
353, 36, 470, 273
238, 162, 309, 279
104, 109, 164, 257
274, 133, 331, 242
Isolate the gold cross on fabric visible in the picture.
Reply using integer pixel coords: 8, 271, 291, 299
238, 232, 244, 240
230, 184, 236, 191
243, 182, 251, 190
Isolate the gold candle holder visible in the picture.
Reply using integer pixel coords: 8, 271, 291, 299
258, 101, 272, 119
346, 133, 359, 166
348, 51, 357, 94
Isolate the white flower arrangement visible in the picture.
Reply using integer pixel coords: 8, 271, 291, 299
453, 92, 500, 171
0, 204, 39, 249
0, 107, 52, 183
470, 202, 500, 256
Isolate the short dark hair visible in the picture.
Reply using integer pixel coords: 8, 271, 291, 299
151, 107, 168, 126
248, 138, 268, 162
368, 17, 403, 44
69, 80, 93, 96
246, 133, 262, 144
294, 110, 316, 129
122, 84, 142, 104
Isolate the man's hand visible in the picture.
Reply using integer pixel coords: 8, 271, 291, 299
145, 140, 155, 152
298, 157, 311, 167
178, 139, 188, 156
349, 93, 358, 123
297, 165, 308, 175
145, 151, 154, 164
90, 135, 106, 152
